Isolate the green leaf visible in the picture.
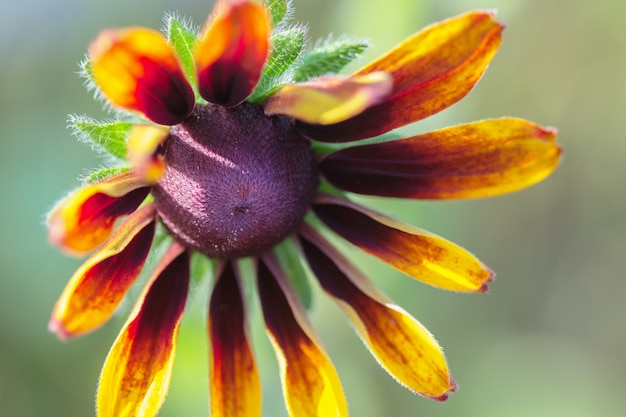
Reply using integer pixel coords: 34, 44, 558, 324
273, 237, 313, 311
249, 26, 306, 103
69, 115, 132, 160
265, 0, 290, 28
85, 167, 130, 184
293, 36, 371, 82
165, 14, 199, 95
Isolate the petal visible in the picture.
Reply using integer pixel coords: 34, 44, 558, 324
264, 72, 392, 125
208, 262, 261, 417
97, 243, 189, 417
127, 125, 169, 184
257, 255, 348, 417
313, 195, 493, 292
319, 118, 561, 199
299, 225, 455, 400
90, 28, 195, 125
298, 11, 503, 142
195, 0, 271, 107
49, 204, 156, 339
48, 172, 150, 254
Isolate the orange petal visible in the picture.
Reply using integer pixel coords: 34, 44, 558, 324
195, 0, 271, 107
313, 195, 493, 292
97, 243, 189, 417
258, 255, 348, 417
299, 225, 455, 400
264, 72, 392, 125
319, 118, 561, 199
90, 28, 195, 125
47, 171, 150, 255
298, 11, 503, 142
49, 204, 156, 339
209, 262, 261, 417
127, 125, 169, 183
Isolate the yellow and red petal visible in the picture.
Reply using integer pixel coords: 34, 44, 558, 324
298, 11, 503, 142
195, 0, 271, 107
313, 195, 493, 292
47, 171, 150, 254
319, 118, 561, 199
127, 124, 169, 184
97, 242, 189, 417
264, 72, 392, 125
49, 204, 156, 339
90, 28, 195, 125
209, 262, 261, 417
258, 255, 348, 417
299, 226, 455, 400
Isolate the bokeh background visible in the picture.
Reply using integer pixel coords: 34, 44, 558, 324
1, 0, 625, 416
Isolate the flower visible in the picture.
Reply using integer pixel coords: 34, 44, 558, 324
47, 1, 561, 416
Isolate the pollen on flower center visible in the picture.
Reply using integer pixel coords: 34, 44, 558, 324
152, 102, 318, 258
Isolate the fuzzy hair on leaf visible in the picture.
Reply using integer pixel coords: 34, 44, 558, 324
293, 34, 372, 82
249, 23, 308, 103
67, 114, 133, 161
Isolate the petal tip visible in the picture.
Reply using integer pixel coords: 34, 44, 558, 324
478, 268, 496, 293
431, 378, 457, 401
48, 318, 71, 341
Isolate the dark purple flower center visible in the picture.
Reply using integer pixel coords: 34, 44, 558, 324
152, 102, 318, 258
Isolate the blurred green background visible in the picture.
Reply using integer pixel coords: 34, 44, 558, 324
1, 0, 625, 416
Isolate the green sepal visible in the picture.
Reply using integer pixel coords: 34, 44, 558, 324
165, 14, 199, 97
265, 0, 290, 28
190, 252, 217, 286
68, 115, 132, 160
85, 167, 130, 184
151, 222, 175, 261
78, 57, 95, 89
248, 25, 306, 104
273, 236, 313, 311
293, 36, 371, 82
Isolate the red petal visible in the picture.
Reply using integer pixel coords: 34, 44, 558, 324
313, 195, 493, 292
209, 262, 261, 417
319, 118, 561, 199
97, 243, 189, 417
48, 172, 150, 254
90, 28, 195, 125
298, 11, 503, 142
49, 204, 156, 339
195, 0, 271, 107
257, 255, 348, 417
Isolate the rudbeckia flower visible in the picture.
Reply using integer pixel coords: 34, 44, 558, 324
48, 0, 561, 416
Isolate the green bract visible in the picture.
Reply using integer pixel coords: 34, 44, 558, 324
68, 115, 131, 160
293, 36, 371, 82
165, 14, 198, 96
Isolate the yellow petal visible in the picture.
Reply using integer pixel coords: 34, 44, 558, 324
258, 255, 348, 417
90, 28, 195, 125
209, 262, 261, 417
97, 243, 189, 417
298, 11, 504, 142
313, 194, 493, 292
195, 0, 271, 107
127, 125, 169, 183
318, 118, 561, 199
47, 171, 150, 254
49, 204, 156, 339
300, 225, 455, 400
264, 72, 392, 124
